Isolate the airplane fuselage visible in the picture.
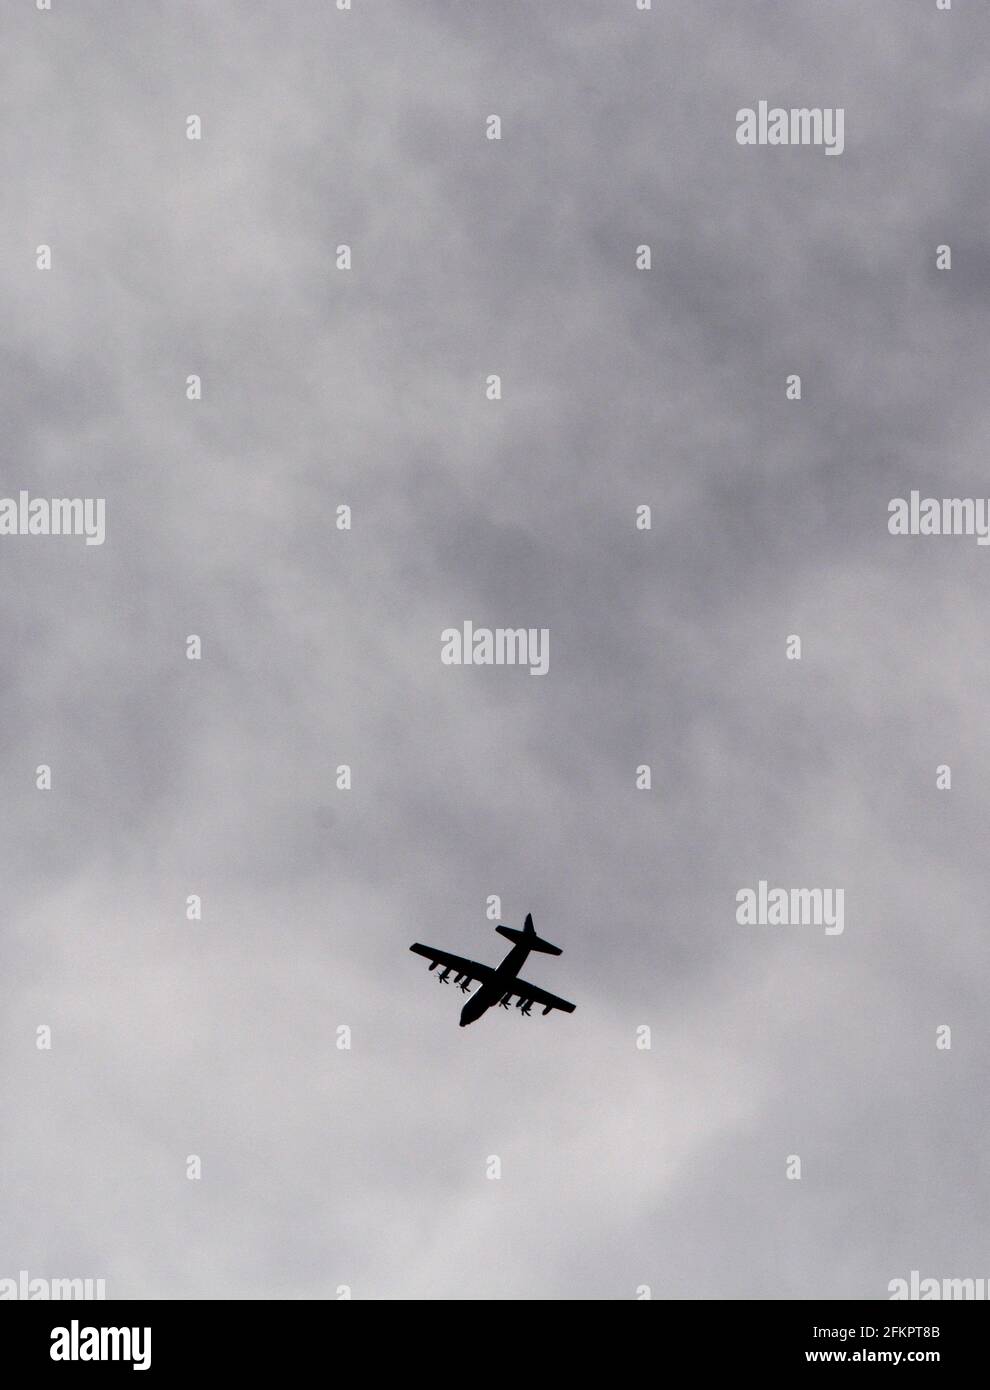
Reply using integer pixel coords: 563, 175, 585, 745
459, 942, 531, 1026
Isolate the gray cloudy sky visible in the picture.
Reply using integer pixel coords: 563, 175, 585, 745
2, 0, 989, 1300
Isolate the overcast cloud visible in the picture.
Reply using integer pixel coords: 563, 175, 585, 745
2, 0, 989, 1300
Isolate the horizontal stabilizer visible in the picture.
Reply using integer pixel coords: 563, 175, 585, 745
495, 913, 562, 955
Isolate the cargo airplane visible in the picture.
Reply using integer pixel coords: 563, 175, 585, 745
410, 915, 576, 1027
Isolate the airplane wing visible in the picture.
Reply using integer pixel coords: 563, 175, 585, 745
409, 944, 495, 983
508, 977, 576, 1015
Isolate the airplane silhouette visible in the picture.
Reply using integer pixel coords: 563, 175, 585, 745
410, 915, 576, 1027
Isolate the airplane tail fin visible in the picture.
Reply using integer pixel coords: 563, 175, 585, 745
495, 913, 562, 955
